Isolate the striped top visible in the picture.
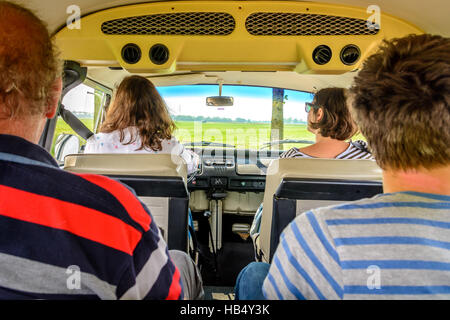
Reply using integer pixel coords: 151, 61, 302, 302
280, 140, 374, 160
263, 191, 450, 300
0, 134, 183, 300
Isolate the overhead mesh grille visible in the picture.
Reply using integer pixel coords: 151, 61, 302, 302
246, 12, 379, 36
101, 12, 235, 35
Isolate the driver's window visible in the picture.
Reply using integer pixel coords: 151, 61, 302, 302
51, 84, 106, 157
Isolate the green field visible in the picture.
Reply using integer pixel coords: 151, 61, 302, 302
173, 121, 315, 150
51, 117, 94, 156
52, 119, 365, 155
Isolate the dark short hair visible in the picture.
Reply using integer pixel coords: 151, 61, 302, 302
350, 34, 450, 170
0, 1, 62, 119
308, 87, 358, 141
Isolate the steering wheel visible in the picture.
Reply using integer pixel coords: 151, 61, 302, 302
256, 153, 270, 174
256, 139, 315, 174
187, 167, 201, 184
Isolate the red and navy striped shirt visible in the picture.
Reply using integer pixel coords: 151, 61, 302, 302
0, 134, 183, 300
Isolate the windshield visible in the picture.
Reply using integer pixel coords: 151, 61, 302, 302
158, 84, 315, 151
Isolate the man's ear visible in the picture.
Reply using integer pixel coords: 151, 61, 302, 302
45, 77, 63, 119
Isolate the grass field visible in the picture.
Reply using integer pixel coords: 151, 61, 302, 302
51, 117, 94, 156
52, 118, 365, 155
173, 121, 316, 150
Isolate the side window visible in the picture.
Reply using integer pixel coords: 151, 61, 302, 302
51, 83, 108, 157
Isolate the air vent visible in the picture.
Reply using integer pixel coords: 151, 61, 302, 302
246, 12, 379, 36
340, 44, 361, 65
102, 12, 235, 35
121, 44, 141, 64
149, 44, 169, 65
313, 45, 332, 65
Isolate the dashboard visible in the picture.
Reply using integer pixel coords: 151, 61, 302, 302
187, 148, 281, 192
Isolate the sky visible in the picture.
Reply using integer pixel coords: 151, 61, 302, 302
62, 84, 95, 113
159, 85, 313, 122
62, 83, 314, 122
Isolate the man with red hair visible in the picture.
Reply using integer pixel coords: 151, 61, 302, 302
0, 1, 202, 300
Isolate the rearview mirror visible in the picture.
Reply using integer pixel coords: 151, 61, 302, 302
206, 96, 234, 107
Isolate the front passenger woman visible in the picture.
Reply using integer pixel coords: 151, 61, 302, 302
250, 87, 373, 264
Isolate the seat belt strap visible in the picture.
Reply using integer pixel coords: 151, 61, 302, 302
59, 104, 94, 141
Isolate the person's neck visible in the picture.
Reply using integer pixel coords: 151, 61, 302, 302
383, 165, 450, 196
298, 134, 349, 158
0, 116, 45, 144
314, 134, 348, 146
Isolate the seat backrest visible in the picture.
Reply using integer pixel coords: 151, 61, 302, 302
64, 153, 189, 252
269, 177, 383, 262
258, 158, 383, 263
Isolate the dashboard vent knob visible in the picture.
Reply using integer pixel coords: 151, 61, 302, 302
150, 44, 170, 65
340, 44, 361, 65
121, 44, 141, 64
312, 45, 332, 65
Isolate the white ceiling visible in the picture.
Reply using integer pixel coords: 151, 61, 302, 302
22, 0, 450, 36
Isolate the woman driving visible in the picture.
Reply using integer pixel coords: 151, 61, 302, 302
85, 75, 200, 174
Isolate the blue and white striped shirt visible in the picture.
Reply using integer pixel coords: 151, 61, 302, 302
263, 191, 450, 300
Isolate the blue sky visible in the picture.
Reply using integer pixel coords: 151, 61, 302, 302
158, 85, 314, 121
158, 84, 313, 102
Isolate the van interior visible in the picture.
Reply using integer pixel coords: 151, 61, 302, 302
27, 0, 449, 300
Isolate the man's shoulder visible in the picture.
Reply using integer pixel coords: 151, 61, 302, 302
292, 193, 394, 230
307, 194, 385, 217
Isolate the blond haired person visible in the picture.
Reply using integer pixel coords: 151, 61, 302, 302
0, 1, 202, 300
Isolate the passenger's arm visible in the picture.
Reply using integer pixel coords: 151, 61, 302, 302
77, 174, 184, 300
171, 139, 200, 174
113, 189, 184, 300
116, 214, 184, 300
83, 136, 95, 153
262, 210, 343, 300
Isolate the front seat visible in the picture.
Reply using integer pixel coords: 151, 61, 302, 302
256, 158, 383, 263
63, 153, 189, 252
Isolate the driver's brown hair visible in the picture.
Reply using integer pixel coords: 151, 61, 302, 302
0, 1, 62, 119
350, 34, 450, 170
100, 75, 176, 151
